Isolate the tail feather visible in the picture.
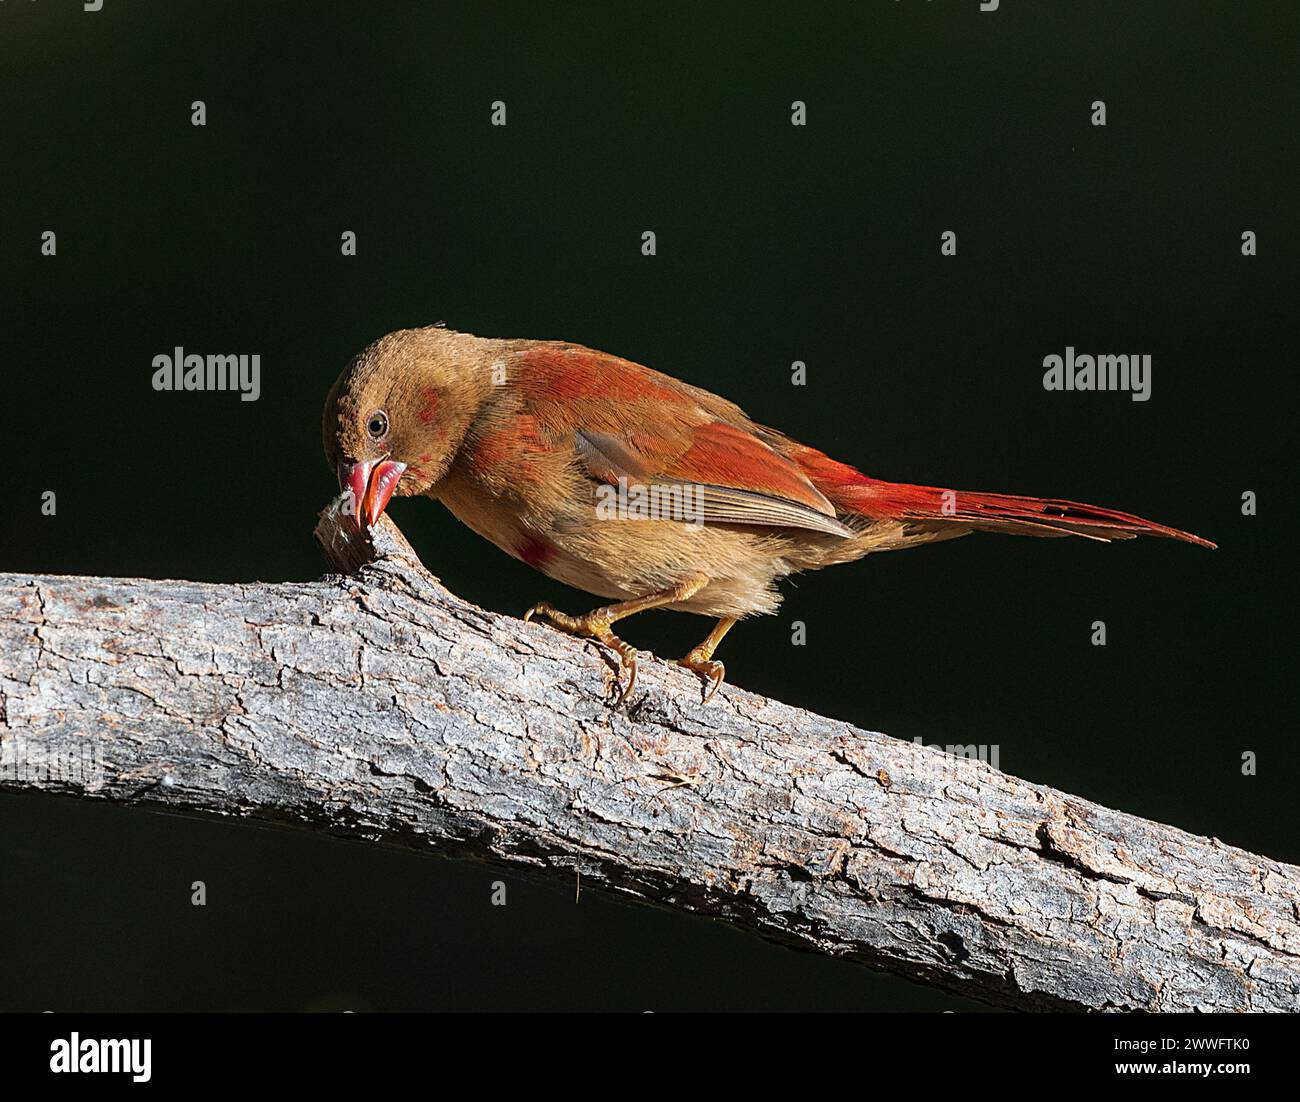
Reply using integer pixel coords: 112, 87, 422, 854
838, 479, 1216, 549
768, 438, 1216, 549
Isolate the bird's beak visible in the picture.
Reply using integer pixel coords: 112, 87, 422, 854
338, 459, 407, 529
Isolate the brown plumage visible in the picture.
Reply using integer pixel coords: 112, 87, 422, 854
323, 325, 1214, 702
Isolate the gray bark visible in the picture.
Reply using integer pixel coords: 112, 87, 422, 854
1, 499, 1296, 1011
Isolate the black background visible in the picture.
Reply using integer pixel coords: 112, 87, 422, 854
0, 1, 1294, 1011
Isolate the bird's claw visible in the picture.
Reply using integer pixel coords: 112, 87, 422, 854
608, 642, 638, 708
677, 654, 726, 704
523, 602, 638, 707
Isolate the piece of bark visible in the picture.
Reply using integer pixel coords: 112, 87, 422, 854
0, 498, 1295, 1011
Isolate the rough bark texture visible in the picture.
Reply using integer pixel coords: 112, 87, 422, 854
1, 501, 1296, 1012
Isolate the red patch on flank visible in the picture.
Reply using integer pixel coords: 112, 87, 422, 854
516, 536, 555, 570
417, 387, 440, 424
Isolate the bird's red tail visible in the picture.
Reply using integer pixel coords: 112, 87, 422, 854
785, 445, 1215, 548
845, 480, 1214, 547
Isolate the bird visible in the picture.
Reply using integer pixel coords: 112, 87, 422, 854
322, 326, 1214, 705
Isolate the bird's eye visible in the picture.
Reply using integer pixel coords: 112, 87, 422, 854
366, 410, 389, 439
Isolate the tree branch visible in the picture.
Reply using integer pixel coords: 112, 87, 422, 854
1, 499, 1296, 1011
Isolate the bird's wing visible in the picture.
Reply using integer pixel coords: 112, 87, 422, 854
515, 342, 855, 538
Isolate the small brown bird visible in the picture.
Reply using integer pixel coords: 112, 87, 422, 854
323, 326, 1214, 703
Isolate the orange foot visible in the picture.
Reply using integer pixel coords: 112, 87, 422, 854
524, 601, 639, 707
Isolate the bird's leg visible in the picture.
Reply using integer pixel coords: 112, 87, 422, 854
677, 617, 737, 703
524, 573, 710, 706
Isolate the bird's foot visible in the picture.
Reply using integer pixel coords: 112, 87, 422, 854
524, 602, 639, 706
676, 650, 726, 704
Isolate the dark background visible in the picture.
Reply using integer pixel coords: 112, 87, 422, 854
0, 1, 1293, 1011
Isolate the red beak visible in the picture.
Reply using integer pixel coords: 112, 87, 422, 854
338, 459, 407, 529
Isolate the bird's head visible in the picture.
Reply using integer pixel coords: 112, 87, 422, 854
322, 326, 500, 529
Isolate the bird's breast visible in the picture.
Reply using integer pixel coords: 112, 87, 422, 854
430, 463, 794, 617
